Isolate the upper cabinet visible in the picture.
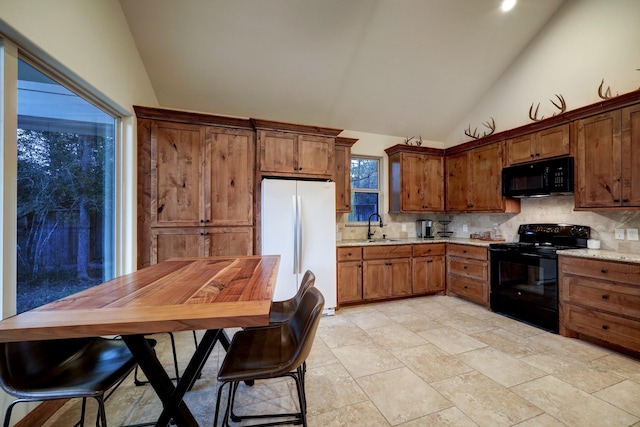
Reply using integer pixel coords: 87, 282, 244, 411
507, 123, 570, 165
334, 137, 358, 213
446, 142, 520, 213
253, 119, 342, 179
576, 104, 640, 209
386, 145, 445, 213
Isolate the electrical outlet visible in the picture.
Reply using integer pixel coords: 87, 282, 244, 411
615, 229, 625, 240
462, 224, 468, 232
628, 228, 639, 241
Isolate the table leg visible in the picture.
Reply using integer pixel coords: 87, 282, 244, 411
122, 330, 222, 427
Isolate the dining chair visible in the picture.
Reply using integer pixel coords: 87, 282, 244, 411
0, 336, 155, 427
213, 286, 325, 427
268, 270, 316, 324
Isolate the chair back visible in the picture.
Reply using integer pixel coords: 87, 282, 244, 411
287, 286, 324, 371
295, 270, 316, 305
0, 337, 95, 392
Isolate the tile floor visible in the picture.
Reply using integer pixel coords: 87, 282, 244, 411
44, 295, 640, 426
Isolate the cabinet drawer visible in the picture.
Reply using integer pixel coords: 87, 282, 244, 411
363, 244, 412, 260
337, 247, 362, 261
447, 244, 487, 261
448, 275, 487, 305
413, 243, 445, 257
562, 275, 640, 319
447, 257, 488, 281
560, 257, 640, 286
563, 304, 640, 351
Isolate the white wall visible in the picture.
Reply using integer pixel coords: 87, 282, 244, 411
446, 0, 640, 146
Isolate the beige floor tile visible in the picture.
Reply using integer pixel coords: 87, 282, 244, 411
527, 332, 612, 363
306, 336, 340, 368
592, 353, 640, 383
521, 352, 625, 393
435, 311, 497, 334
365, 323, 429, 351
316, 319, 371, 349
393, 343, 474, 383
432, 371, 543, 427
471, 328, 540, 358
418, 326, 487, 354
304, 362, 369, 416
387, 312, 445, 333
346, 310, 395, 330
594, 380, 640, 418
488, 314, 547, 338
357, 367, 452, 425
512, 375, 639, 426
456, 347, 546, 387
308, 401, 390, 426
331, 342, 404, 378
399, 407, 479, 426
513, 413, 568, 426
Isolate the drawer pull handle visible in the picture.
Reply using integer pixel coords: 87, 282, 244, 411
601, 269, 608, 274
601, 294, 609, 300
463, 285, 468, 289
463, 266, 468, 270
602, 325, 609, 330
348, 252, 352, 256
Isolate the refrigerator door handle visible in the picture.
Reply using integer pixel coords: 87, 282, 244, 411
292, 195, 298, 275
295, 195, 302, 275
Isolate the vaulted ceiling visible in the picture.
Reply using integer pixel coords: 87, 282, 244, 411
120, 0, 565, 142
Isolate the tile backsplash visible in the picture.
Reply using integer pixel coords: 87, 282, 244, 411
337, 196, 640, 253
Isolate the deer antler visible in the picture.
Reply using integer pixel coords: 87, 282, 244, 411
464, 117, 495, 139
529, 94, 566, 122
598, 78, 618, 100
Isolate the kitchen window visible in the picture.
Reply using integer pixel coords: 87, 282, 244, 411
348, 156, 381, 222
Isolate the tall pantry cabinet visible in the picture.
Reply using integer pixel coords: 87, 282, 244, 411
136, 106, 255, 268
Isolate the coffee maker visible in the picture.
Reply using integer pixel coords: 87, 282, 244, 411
416, 220, 433, 239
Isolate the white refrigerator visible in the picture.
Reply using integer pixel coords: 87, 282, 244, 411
261, 178, 336, 314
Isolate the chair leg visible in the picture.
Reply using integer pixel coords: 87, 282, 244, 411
3, 400, 18, 427
214, 381, 233, 427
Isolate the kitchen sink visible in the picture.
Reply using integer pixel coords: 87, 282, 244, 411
366, 239, 400, 243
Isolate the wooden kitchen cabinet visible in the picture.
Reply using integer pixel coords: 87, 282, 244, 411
576, 105, 640, 209
412, 243, 446, 294
136, 106, 256, 268
446, 142, 520, 213
506, 123, 570, 165
334, 137, 358, 213
446, 243, 489, 307
362, 245, 412, 301
337, 247, 363, 304
559, 255, 640, 354
386, 145, 445, 213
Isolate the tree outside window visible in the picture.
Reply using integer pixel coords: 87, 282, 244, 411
349, 156, 381, 222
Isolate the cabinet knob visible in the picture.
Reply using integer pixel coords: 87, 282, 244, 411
601, 269, 608, 274
613, 199, 620, 203
463, 266, 468, 270
602, 325, 609, 330
427, 260, 433, 263
530, 154, 535, 158
463, 285, 468, 289
601, 294, 609, 300
535, 153, 540, 157
623, 198, 629, 203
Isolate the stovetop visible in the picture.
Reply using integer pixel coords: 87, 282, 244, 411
490, 224, 590, 254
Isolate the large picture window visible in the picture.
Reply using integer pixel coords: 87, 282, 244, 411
348, 156, 381, 223
16, 59, 116, 313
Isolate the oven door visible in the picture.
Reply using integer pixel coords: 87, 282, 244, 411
489, 248, 559, 333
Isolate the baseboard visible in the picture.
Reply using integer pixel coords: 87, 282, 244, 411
14, 400, 68, 427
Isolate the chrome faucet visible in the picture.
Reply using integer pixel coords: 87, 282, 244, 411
367, 212, 383, 240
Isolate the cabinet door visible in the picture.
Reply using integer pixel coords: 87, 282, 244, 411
507, 133, 535, 165
413, 256, 445, 294
259, 131, 297, 174
621, 104, 640, 207
401, 153, 427, 211
537, 124, 570, 160
445, 152, 470, 211
470, 143, 503, 211
337, 261, 362, 303
576, 111, 622, 208
297, 134, 334, 176
389, 258, 412, 297
152, 122, 204, 227
363, 259, 387, 300
205, 227, 253, 256
151, 228, 205, 264
334, 144, 351, 212
206, 127, 254, 226
423, 155, 445, 211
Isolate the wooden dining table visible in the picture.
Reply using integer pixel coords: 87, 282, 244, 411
0, 255, 279, 427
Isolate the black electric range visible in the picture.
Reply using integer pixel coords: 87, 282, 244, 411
489, 224, 590, 333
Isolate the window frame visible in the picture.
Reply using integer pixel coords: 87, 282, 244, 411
348, 155, 384, 224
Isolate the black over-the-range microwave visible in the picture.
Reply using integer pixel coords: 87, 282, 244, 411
502, 157, 574, 198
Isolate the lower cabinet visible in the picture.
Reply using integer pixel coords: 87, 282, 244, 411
446, 243, 489, 307
151, 227, 253, 264
336, 243, 446, 306
559, 255, 640, 354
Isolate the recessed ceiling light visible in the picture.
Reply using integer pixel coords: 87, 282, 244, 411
501, 0, 517, 12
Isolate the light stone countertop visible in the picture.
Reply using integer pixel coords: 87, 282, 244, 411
557, 249, 640, 264
336, 237, 496, 248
